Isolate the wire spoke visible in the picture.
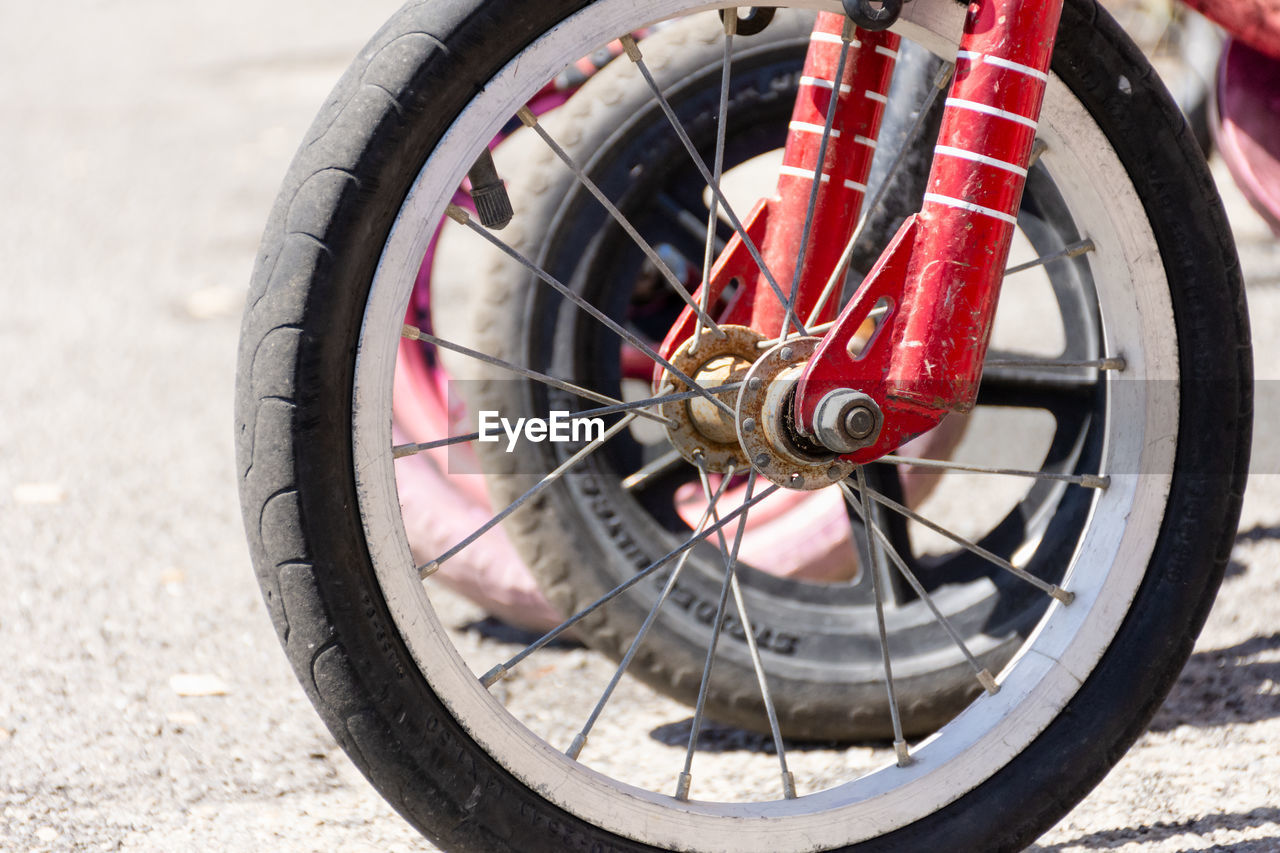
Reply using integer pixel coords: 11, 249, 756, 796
856, 480, 1074, 604
770, 305, 888, 348
619, 35, 808, 337
984, 356, 1125, 371
853, 467, 911, 766
787, 19, 854, 337
565, 466, 737, 761
479, 481, 782, 687
392, 382, 742, 460
445, 205, 736, 420
402, 323, 672, 427
978, 358, 1118, 404
1004, 238, 1094, 276
419, 414, 636, 577
692, 9, 736, 352
676, 469, 757, 800
839, 483, 999, 697
393, 431, 480, 459
805, 61, 955, 328
515, 106, 725, 338
880, 454, 1108, 489
621, 448, 686, 492
657, 193, 725, 251
699, 467, 795, 799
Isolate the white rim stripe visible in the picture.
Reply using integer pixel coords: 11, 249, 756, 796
945, 97, 1039, 129
923, 192, 1019, 225
844, 179, 868, 192
934, 144, 1028, 176
875, 45, 899, 59
853, 134, 877, 149
865, 90, 888, 104
955, 49, 1050, 83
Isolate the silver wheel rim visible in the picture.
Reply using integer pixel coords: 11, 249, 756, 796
351, 2, 1179, 849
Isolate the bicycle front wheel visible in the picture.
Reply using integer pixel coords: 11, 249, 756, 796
235, 0, 1250, 850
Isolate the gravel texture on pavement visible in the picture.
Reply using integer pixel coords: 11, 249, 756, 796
2, 3, 1278, 851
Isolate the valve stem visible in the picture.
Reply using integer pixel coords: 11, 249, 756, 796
467, 148, 513, 230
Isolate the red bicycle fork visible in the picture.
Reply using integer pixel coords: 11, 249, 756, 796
661, 0, 1065, 467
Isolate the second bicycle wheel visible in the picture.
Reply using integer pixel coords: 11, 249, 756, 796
236, 0, 1251, 849
460, 12, 1105, 741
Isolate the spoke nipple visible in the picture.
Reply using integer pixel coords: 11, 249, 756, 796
827, 465, 845, 481
742, 418, 757, 434
781, 771, 797, 799
747, 376, 763, 392
1082, 474, 1110, 489
401, 323, 421, 341
675, 772, 692, 801
479, 664, 508, 688
977, 669, 1000, 695
419, 560, 441, 579
566, 733, 587, 760
1050, 585, 1075, 605
754, 453, 771, 469
516, 106, 538, 128
445, 204, 471, 225
893, 740, 913, 767
721, 5, 738, 35
620, 34, 643, 63
934, 62, 956, 90
1030, 138, 1049, 164
779, 346, 794, 362
1101, 356, 1127, 371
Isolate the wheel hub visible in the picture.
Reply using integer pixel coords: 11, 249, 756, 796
735, 337, 854, 490
660, 325, 766, 473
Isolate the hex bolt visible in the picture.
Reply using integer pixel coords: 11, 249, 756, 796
812, 389, 883, 454
779, 346, 794, 362
827, 465, 845, 481
844, 406, 876, 440
747, 376, 763, 392
754, 453, 772, 469
741, 418, 757, 434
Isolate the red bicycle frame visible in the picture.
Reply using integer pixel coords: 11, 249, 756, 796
661, 0, 1064, 465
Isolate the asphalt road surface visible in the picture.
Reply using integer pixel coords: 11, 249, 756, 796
3, 3, 1279, 851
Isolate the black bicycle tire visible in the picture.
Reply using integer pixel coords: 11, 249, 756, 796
234, 1, 1250, 850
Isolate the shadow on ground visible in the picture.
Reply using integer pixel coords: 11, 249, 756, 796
1149, 631, 1280, 731
647, 717, 885, 754
1029, 807, 1280, 851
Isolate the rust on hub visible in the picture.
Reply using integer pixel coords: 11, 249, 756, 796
658, 325, 766, 473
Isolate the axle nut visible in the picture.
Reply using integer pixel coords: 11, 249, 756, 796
813, 389, 883, 454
